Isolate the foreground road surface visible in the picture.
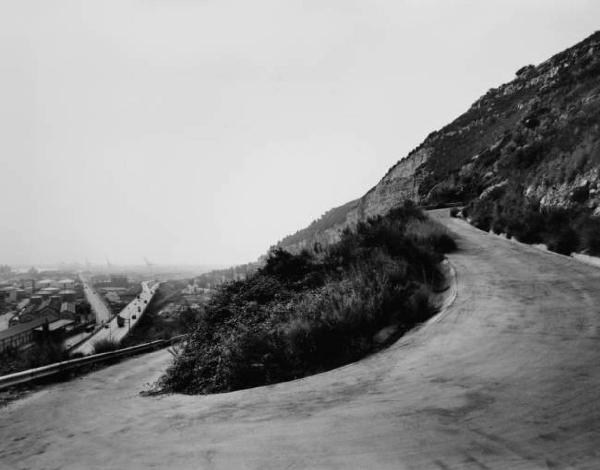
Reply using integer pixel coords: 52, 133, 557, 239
2, 210, 600, 469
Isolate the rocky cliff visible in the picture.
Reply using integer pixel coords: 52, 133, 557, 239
279, 31, 600, 255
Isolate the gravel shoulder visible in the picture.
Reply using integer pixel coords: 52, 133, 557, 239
2, 209, 600, 469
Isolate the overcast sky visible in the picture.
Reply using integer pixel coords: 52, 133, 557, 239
0, 0, 598, 267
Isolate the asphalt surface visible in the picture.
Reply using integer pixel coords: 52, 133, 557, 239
2, 209, 600, 469
80, 274, 112, 325
73, 281, 159, 355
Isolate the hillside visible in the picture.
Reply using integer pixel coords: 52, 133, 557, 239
279, 31, 600, 255
277, 198, 360, 251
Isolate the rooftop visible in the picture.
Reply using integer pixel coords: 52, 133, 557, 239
0, 315, 59, 342
60, 302, 76, 314
34, 319, 74, 332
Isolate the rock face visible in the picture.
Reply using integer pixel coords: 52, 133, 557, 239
359, 147, 431, 220
279, 31, 600, 254
278, 148, 430, 253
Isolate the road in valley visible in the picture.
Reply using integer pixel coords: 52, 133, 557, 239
72, 281, 159, 355
79, 274, 112, 325
2, 210, 600, 469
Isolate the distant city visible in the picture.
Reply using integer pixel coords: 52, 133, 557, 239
0, 261, 232, 366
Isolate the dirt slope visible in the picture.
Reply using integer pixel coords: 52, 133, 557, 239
2, 210, 600, 469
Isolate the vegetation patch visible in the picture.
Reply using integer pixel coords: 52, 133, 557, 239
463, 183, 600, 256
0, 340, 69, 377
119, 281, 198, 348
92, 338, 120, 355
157, 202, 455, 395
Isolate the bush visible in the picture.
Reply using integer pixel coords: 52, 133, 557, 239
0, 340, 69, 376
466, 182, 598, 256
158, 205, 454, 395
93, 338, 119, 354
404, 219, 457, 254
546, 227, 579, 255
578, 217, 600, 255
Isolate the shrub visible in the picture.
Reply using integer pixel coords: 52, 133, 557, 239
546, 227, 579, 255
158, 206, 453, 395
23, 341, 69, 368
406, 285, 436, 324
578, 217, 600, 255
404, 219, 457, 254
262, 248, 314, 283
0, 340, 69, 376
466, 182, 599, 256
93, 338, 120, 354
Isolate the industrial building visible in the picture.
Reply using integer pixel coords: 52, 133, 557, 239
32, 318, 75, 343
58, 279, 75, 289
0, 286, 18, 303
0, 315, 58, 352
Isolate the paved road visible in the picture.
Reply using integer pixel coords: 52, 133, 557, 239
2, 210, 600, 469
79, 274, 112, 325
73, 281, 159, 355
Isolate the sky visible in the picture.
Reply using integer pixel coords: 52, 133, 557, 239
0, 0, 598, 267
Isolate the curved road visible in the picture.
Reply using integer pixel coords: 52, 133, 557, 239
2, 210, 600, 469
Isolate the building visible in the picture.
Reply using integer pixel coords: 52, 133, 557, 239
58, 289, 76, 302
13, 298, 60, 325
37, 279, 55, 289
38, 297, 61, 317
20, 279, 36, 294
33, 318, 75, 343
75, 302, 93, 323
41, 286, 60, 294
0, 315, 58, 352
0, 286, 18, 303
60, 302, 77, 321
58, 279, 75, 290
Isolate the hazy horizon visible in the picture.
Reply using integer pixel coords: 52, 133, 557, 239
1, 0, 599, 267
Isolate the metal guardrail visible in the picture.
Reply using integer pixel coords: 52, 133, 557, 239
0, 335, 185, 391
